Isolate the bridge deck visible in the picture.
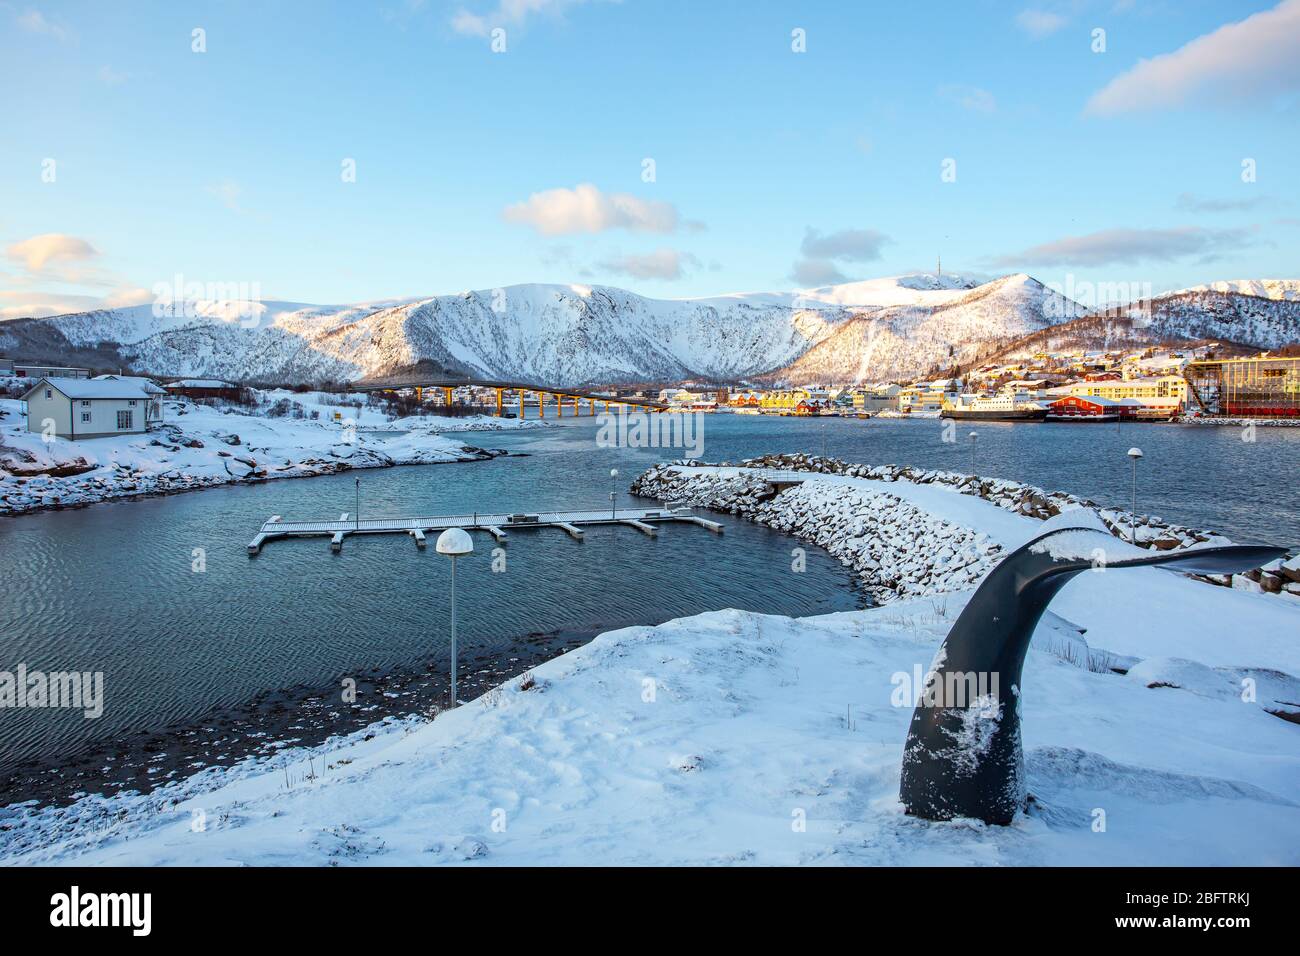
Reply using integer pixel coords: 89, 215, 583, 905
351, 377, 670, 410
249, 508, 721, 553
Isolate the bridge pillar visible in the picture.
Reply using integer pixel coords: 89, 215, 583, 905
573, 395, 579, 416
518, 390, 524, 420
496, 388, 503, 417
556, 392, 562, 417
415, 386, 422, 403
444, 387, 453, 408
538, 392, 544, 418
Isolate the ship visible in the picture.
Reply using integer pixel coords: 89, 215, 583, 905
940, 393, 1048, 422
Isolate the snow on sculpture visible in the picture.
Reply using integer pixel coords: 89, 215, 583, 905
899, 515, 1287, 825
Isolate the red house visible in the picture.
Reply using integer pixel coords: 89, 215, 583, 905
1047, 395, 1123, 421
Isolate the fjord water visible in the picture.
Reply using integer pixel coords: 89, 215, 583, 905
1, 414, 1297, 789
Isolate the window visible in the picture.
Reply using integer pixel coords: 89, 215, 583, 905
45, 389, 52, 399
116, 410, 133, 430
81, 412, 91, 424
127, 399, 137, 406
81, 400, 90, 407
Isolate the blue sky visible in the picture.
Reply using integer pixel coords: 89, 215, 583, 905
1, 0, 1297, 316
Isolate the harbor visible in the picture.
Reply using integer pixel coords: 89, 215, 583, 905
247, 506, 723, 554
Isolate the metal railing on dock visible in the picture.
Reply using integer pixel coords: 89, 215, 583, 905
248, 507, 723, 554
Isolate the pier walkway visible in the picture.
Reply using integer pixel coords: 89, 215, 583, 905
248, 507, 723, 554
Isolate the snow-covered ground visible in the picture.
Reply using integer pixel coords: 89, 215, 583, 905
2, 460, 1296, 866
0, 394, 542, 515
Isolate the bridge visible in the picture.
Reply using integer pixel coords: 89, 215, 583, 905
351, 376, 669, 419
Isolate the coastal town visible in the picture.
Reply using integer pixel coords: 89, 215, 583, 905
5, 342, 1298, 444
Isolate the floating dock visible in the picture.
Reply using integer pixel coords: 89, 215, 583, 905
248, 507, 722, 554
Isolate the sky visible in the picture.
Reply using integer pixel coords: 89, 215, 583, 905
1, 0, 1298, 318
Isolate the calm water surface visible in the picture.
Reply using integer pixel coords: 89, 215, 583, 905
1, 414, 1296, 786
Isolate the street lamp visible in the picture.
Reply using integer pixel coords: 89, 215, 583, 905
435, 527, 474, 707
1126, 447, 1143, 543
609, 468, 619, 519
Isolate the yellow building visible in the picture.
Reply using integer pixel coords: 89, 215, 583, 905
760, 388, 810, 411
1068, 375, 1188, 404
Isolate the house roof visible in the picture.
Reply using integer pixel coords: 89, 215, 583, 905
165, 379, 235, 388
22, 376, 158, 400
1052, 394, 1124, 407
93, 374, 167, 394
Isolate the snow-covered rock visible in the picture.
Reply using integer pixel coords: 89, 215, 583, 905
0, 396, 537, 515
630, 455, 1254, 603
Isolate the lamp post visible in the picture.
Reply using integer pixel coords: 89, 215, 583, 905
1127, 447, 1143, 543
435, 527, 474, 707
610, 468, 619, 520
354, 477, 360, 532
968, 431, 977, 475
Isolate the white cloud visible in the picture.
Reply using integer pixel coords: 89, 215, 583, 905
16, 9, 68, 41
503, 183, 683, 235
6, 234, 99, 273
0, 286, 152, 321
1015, 9, 1068, 38
1176, 192, 1272, 213
790, 259, 849, 287
938, 84, 997, 113
451, 0, 599, 36
791, 227, 891, 287
598, 248, 699, 281
989, 225, 1255, 267
800, 227, 891, 262
1086, 0, 1300, 115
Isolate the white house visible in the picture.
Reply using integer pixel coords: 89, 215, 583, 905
22, 377, 163, 439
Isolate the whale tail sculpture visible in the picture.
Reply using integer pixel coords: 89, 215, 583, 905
899, 519, 1286, 825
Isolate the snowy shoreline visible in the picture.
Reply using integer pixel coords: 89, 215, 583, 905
0, 397, 545, 517
631, 454, 1299, 601
1, 453, 1297, 865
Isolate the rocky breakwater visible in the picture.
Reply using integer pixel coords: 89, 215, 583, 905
632, 453, 1298, 600
631, 463, 1001, 603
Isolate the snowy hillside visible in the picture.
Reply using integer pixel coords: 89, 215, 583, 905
987, 289, 1300, 362
777, 274, 1081, 384
0, 285, 851, 385
3, 274, 1295, 386
1172, 279, 1300, 302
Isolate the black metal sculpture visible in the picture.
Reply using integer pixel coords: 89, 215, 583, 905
899, 522, 1286, 825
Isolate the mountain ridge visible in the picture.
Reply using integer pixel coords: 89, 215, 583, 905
1, 274, 1296, 386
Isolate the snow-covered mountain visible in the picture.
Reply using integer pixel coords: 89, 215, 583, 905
775, 274, 1083, 383
1, 273, 1294, 386
985, 288, 1300, 363
0, 277, 980, 385
1171, 279, 1300, 302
